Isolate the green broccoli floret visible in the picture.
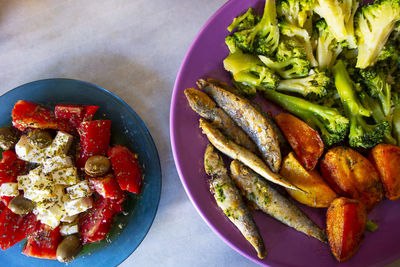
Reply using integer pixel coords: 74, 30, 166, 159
277, 0, 315, 28
223, 51, 280, 95
275, 37, 308, 61
376, 40, 398, 62
359, 67, 392, 117
226, 0, 280, 56
279, 21, 318, 67
355, 0, 400, 68
258, 55, 310, 79
274, 70, 331, 97
360, 92, 397, 144
227, 8, 259, 32
316, 20, 343, 70
313, 0, 359, 48
263, 89, 349, 145
333, 60, 390, 148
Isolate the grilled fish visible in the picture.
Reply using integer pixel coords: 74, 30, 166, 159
204, 143, 266, 259
184, 88, 258, 153
230, 160, 326, 243
204, 79, 291, 157
200, 119, 301, 191
198, 79, 282, 173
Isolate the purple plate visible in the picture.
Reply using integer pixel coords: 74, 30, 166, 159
170, 1, 400, 266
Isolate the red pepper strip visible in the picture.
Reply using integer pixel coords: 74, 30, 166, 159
0, 209, 40, 250
88, 173, 124, 199
12, 100, 73, 133
0, 196, 14, 206
22, 224, 61, 259
77, 120, 111, 170
0, 151, 27, 184
108, 146, 142, 194
79, 195, 125, 244
0, 201, 6, 217
55, 104, 99, 129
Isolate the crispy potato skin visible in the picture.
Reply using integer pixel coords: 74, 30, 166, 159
327, 197, 367, 262
320, 147, 383, 212
275, 113, 324, 170
280, 152, 338, 208
369, 144, 400, 200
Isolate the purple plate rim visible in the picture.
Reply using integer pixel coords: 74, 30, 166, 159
170, 0, 268, 265
170, 1, 400, 266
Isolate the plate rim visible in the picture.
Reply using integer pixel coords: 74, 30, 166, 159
0, 78, 162, 266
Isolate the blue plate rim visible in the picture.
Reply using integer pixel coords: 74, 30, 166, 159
0, 78, 162, 266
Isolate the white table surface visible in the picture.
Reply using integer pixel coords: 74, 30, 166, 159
0, 1, 399, 267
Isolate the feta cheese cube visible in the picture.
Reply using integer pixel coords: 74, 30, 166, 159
42, 155, 73, 174
60, 222, 79, 236
52, 167, 79, 185
24, 178, 54, 202
64, 197, 93, 216
17, 174, 30, 190
46, 131, 73, 157
37, 203, 65, 228
15, 135, 31, 158
49, 184, 66, 201
0, 183, 19, 197
35, 200, 56, 214
28, 167, 45, 183
66, 181, 92, 199
15, 135, 46, 163
60, 214, 78, 223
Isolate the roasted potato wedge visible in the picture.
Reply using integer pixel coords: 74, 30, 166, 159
275, 113, 324, 170
327, 197, 367, 262
280, 152, 338, 208
369, 144, 400, 200
320, 147, 383, 212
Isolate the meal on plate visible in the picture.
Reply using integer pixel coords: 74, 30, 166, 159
185, 0, 400, 262
0, 100, 142, 263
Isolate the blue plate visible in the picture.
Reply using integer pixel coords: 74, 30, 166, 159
0, 78, 162, 267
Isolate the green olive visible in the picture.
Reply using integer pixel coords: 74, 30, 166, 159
27, 129, 52, 149
0, 127, 18, 150
85, 155, 111, 177
8, 195, 34, 215
56, 235, 82, 263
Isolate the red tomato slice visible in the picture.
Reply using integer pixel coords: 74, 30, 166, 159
0, 209, 40, 250
22, 224, 62, 259
55, 104, 99, 129
79, 195, 124, 244
88, 174, 124, 199
77, 120, 111, 170
108, 146, 142, 194
12, 101, 72, 133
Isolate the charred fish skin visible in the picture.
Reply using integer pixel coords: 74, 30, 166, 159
200, 119, 302, 192
198, 79, 281, 173
204, 144, 267, 259
184, 88, 258, 153
230, 160, 327, 243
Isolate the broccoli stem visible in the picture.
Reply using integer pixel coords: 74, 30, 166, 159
263, 88, 348, 145
333, 61, 371, 117
393, 104, 400, 145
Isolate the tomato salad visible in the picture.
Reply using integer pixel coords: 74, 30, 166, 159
0, 101, 142, 263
